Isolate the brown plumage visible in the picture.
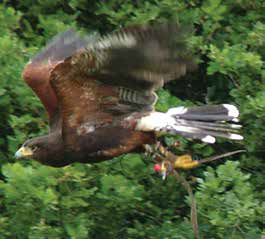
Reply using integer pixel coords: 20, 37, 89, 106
15, 24, 243, 167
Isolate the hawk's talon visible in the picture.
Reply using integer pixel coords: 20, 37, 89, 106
174, 155, 199, 169
153, 154, 199, 178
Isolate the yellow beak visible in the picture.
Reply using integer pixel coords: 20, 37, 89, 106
15, 146, 33, 159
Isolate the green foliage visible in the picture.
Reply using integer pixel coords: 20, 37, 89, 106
196, 161, 264, 238
1, 0, 265, 238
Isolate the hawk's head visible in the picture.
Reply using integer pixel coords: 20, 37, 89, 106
15, 132, 68, 167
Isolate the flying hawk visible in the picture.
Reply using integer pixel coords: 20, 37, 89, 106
15, 24, 243, 167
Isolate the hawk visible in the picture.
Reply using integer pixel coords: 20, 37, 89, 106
15, 24, 243, 167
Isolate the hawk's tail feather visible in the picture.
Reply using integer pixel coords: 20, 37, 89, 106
136, 104, 243, 143
176, 119, 241, 133
167, 104, 239, 122
169, 124, 243, 143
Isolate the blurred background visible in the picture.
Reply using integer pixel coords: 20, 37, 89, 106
0, 0, 265, 238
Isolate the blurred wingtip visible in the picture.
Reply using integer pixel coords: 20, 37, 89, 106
31, 29, 91, 65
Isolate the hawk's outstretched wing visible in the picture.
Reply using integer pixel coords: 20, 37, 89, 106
50, 24, 196, 150
22, 30, 91, 124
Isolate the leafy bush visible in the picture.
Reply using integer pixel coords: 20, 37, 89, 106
0, 0, 265, 238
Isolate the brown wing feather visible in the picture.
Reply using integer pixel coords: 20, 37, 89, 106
51, 57, 155, 157
49, 24, 196, 115
23, 62, 59, 121
22, 30, 91, 123
50, 24, 196, 157
51, 58, 119, 148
